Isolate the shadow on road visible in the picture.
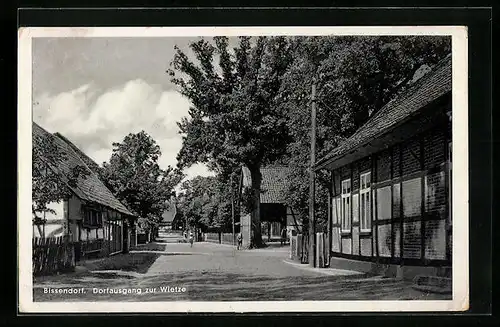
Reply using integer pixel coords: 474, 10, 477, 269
33, 269, 450, 302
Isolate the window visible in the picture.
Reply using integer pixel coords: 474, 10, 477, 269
331, 197, 336, 224
332, 196, 341, 225
360, 172, 371, 232
341, 179, 351, 232
83, 208, 103, 228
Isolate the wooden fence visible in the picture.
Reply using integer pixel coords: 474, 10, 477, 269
205, 232, 235, 245
221, 233, 236, 245
32, 236, 75, 276
316, 232, 330, 268
290, 234, 310, 264
290, 233, 330, 267
204, 233, 219, 243
290, 235, 298, 260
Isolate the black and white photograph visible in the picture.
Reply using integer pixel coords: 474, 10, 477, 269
18, 26, 469, 312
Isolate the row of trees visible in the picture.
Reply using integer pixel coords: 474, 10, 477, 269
33, 35, 451, 246
168, 35, 451, 247
173, 174, 240, 233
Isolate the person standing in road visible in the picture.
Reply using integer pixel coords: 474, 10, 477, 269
237, 232, 243, 250
189, 231, 194, 247
280, 227, 287, 246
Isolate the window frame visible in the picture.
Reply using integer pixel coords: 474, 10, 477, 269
332, 196, 341, 225
359, 171, 372, 233
82, 208, 103, 228
341, 179, 352, 233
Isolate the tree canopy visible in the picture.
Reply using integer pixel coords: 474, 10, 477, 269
100, 131, 184, 233
168, 35, 451, 243
278, 35, 451, 229
169, 36, 294, 246
176, 175, 238, 233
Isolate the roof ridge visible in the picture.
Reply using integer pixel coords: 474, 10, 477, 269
33, 122, 90, 199
54, 132, 102, 172
55, 134, 95, 175
315, 54, 452, 168
65, 145, 133, 215
33, 122, 134, 216
359, 54, 452, 131
56, 135, 134, 216
329, 55, 451, 152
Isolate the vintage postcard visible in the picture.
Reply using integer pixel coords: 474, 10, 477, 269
18, 26, 468, 313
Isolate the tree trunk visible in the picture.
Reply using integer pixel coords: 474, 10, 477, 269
36, 223, 43, 238
42, 211, 46, 238
249, 166, 264, 248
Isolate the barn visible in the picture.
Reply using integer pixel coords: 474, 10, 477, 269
239, 166, 301, 248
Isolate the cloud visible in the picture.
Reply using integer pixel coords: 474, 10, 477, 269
33, 80, 214, 180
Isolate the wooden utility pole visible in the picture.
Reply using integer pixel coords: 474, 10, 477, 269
308, 77, 317, 267
231, 182, 235, 246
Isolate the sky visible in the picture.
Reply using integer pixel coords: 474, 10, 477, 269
32, 37, 238, 181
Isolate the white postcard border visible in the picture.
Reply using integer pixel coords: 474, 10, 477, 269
18, 26, 469, 313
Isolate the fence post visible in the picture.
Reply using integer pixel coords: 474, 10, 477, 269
297, 235, 300, 261
316, 232, 324, 268
33, 236, 76, 276
324, 233, 329, 267
316, 232, 320, 268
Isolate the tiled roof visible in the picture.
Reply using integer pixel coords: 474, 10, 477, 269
315, 54, 452, 168
54, 132, 102, 174
33, 122, 134, 216
242, 166, 290, 204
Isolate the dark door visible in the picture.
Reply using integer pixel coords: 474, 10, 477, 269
123, 222, 129, 253
74, 222, 82, 262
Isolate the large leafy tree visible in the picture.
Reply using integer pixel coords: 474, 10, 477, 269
168, 36, 294, 247
176, 175, 236, 233
279, 35, 451, 230
32, 131, 90, 236
176, 176, 214, 231
211, 176, 238, 232
100, 131, 184, 236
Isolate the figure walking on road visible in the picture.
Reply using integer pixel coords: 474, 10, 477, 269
237, 232, 243, 250
280, 227, 287, 246
189, 231, 194, 247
